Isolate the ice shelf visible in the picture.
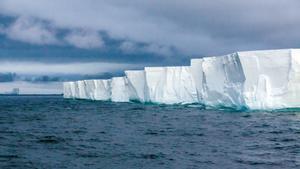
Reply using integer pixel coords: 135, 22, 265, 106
63, 49, 300, 110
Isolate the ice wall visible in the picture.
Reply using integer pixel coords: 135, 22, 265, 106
94, 80, 111, 101
191, 58, 204, 102
145, 66, 198, 104
191, 53, 246, 108
63, 82, 73, 98
63, 48, 300, 110
84, 80, 96, 100
125, 70, 149, 102
238, 49, 300, 109
63, 80, 111, 101
63, 81, 79, 99
111, 77, 130, 102
284, 49, 300, 108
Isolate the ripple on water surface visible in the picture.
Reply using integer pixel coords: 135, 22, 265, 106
0, 96, 300, 169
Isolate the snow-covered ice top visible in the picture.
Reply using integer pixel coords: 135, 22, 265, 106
63, 48, 300, 110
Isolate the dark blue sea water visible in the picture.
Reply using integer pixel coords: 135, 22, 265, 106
0, 96, 299, 169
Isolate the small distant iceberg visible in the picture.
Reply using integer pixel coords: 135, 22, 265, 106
63, 49, 300, 110
0, 88, 20, 95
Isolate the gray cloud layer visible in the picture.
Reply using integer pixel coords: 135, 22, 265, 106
2, 16, 59, 45
1, 0, 300, 57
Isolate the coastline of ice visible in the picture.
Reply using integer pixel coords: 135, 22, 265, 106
63, 49, 300, 110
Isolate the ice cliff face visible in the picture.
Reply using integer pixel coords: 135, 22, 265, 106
144, 66, 198, 104
191, 53, 246, 108
63, 80, 111, 101
111, 77, 130, 102
125, 70, 149, 102
238, 49, 300, 109
63, 49, 300, 110
94, 80, 111, 101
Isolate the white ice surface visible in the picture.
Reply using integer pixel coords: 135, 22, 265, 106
63, 80, 111, 101
63, 82, 72, 98
94, 80, 111, 101
202, 53, 245, 108
111, 77, 130, 102
125, 70, 149, 102
145, 66, 198, 104
238, 49, 300, 109
191, 58, 204, 102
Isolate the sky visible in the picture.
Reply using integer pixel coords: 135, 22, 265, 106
0, 0, 300, 94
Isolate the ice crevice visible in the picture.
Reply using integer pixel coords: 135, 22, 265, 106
63, 49, 300, 110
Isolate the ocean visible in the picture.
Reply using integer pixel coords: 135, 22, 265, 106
0, 96, 299, 169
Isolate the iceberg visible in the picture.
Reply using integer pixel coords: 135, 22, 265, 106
63, 48, 300, 110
